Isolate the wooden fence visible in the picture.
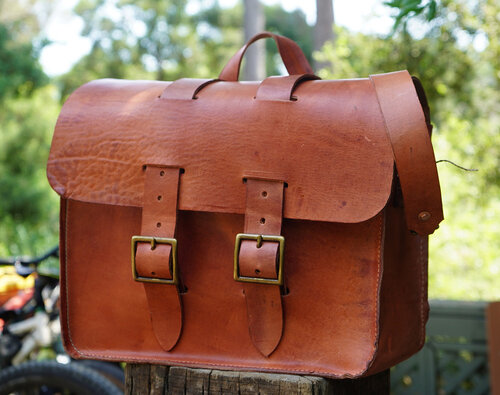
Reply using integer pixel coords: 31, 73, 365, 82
392, 300, 490, 395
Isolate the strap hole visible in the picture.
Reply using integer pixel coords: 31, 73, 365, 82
261, 191, 267, 197
260, 218, 266, 224
157, 195, 162, 201
151, 271, 156, 276
156, 222, 161, 228
159, 170, 165, 176
255, 269, 261, 275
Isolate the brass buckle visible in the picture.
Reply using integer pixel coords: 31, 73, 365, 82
233, 233, 285, 285
131, 236, 178, 285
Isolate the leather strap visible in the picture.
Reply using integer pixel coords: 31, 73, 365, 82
238, 178, 285, 357
370, 71, 443, 235
134, 165, 183, 351
255, 74, 320, 101
219, 32, 313, 81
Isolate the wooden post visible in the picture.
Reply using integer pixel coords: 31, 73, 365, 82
125, 364, 389, 394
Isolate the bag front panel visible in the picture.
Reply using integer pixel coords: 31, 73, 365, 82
60, 198, 384, 377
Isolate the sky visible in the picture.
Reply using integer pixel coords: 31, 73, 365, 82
39, 0, 395, 76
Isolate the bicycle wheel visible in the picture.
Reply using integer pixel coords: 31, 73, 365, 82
0, 360, 122, 395
75, 360, 125, 391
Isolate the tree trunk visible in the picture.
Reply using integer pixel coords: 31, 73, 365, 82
314, 0, 335, 71
243, 0, 265, 81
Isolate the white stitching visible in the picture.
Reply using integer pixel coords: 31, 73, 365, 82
419, 237, 426, 347
64, 199, 87, 358
363, 213, 384, 373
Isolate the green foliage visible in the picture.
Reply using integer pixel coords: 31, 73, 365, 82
385, 0, 438, 30
316, 28, 476, 126
264, 5, 313, 74
0, 85, 60, 257
430, 118, 499, 299
0, 11, 56, 257
0, 24, 46, 101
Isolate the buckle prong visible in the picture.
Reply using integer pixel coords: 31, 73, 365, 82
131, 236, 178, 284
256, 235, 263, 248
233, 233, 285, 285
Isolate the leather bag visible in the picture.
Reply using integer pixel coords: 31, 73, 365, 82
46, 32, 443, 378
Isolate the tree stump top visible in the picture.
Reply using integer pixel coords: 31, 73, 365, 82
125, 364, 389, 395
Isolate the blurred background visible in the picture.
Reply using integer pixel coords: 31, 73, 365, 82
0, 1, 499, 392
0, 0, 498, 300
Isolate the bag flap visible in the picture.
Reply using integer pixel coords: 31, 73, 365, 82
47, 78, 395, 223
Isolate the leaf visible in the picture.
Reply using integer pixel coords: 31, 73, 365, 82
427, 0, 437, 21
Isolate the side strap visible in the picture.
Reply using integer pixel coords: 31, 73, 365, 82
134, 165, 183, 351
237, 178, 285, 357
370, 71, 444, 235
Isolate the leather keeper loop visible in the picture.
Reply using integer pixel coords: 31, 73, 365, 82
133, 165, 183, 351
160, 78, 218, 100
255, 74, 320, 102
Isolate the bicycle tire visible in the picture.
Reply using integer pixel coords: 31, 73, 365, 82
75, 360, 125, 391
0, 360, 122, 395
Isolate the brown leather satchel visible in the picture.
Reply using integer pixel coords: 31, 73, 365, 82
47, 32, 443, 378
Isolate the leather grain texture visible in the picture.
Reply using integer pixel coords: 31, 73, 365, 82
47, 78, 395, 224
48, 32, 442, 379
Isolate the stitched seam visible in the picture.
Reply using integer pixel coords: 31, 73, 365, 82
345, 213, 384, 376
419, 237, 425, 346
62, 351, 359, 378
362, 213, 383, 374
64, 200, 86, 358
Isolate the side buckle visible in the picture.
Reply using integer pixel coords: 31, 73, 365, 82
131, 236, 178, 285
233, 233, 285, 285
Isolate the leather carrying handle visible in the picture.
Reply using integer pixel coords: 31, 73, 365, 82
219, 32, 314, 81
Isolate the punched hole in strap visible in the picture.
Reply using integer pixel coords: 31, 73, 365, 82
131, 165, 182, 285
235, 177, 286, 356
130, 165, 184, 352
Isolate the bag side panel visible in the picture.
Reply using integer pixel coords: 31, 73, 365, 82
61, 199, 384, 378
366, 195, 429, 375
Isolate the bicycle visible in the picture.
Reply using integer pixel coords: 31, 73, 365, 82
0, 246, 124, 394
